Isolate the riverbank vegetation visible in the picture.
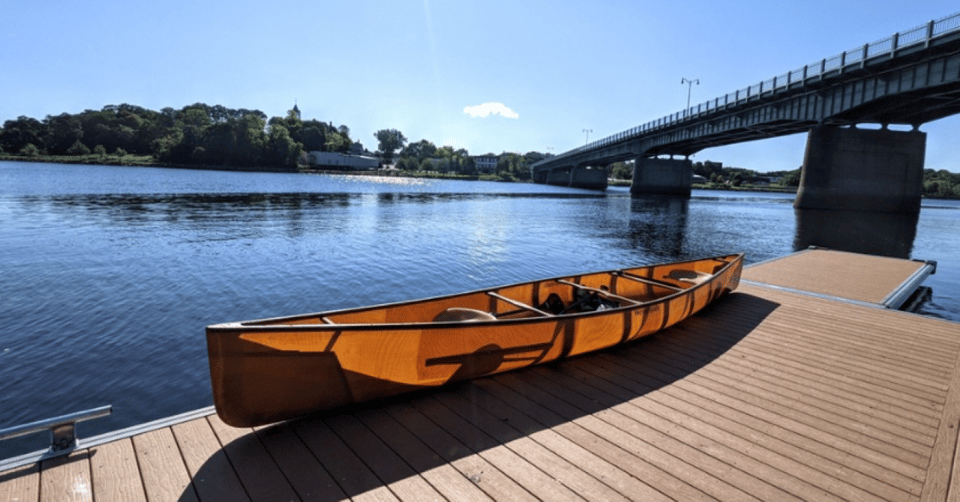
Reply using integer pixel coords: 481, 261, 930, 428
0, 103, 349, 171
2, 103, 957, 198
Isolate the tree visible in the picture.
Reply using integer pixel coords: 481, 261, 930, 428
400, 139, 436, 162
0, 116, 44, 153
325, 131, 349, 153
67, 139, 91, 155
266, 123, 302, 169
43, 113, 84, 154
19, 143, 39, 156
374, 129, 407, 163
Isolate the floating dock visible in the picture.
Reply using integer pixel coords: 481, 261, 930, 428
2, 248, 957, 501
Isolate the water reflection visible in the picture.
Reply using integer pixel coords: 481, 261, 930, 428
794, 208, 919, 258
627, 195, 690, 258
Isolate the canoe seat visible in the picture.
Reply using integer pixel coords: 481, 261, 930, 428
667, 269, 713, 286
433, 308, 497, 322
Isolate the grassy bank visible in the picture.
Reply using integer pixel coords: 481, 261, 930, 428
0, 153, 161, 166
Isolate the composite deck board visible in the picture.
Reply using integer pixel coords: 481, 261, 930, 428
131, 427, 199, 502
3, 250, 960, 501
742, 248, 929, 304
88, 438, 147, 502
0, 463, 38, 502
39, 451, 91, 502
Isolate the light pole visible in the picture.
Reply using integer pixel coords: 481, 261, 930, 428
681, 78, 699, 115
583, 129, 593, 145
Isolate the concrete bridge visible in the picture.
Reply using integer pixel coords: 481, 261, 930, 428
532, 12, 960, 212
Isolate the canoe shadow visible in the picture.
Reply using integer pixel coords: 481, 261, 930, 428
181, 291, 778, 501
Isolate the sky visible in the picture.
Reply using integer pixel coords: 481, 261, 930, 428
1, 0, 957, 172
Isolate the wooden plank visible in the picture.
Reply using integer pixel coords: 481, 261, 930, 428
254, 422, 348, 502
922, 351, 960, 502
0, 463, 39, 502
88, 439, 147, 502
410, 396, 585, 501
206, 415, 300, 502
289, 415, 399, 502
354, 408, 493, 502
563, 359, 922, 500
434, 388, 632, 502
39, 451, 92, 502
657, 333, 942, 443
743, 249, 927, 304
325, 414, 445, 502
492, 372, 762, 501
593, 351, 929, 481
383, 403, 539, 502
472, 377, 714, 501
171, 417, 250, 502
454, 382, 673, 502
518, 369, 839, 502
132, 427, 198, 502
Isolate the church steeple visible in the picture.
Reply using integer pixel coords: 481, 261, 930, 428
292, 99, 301, 119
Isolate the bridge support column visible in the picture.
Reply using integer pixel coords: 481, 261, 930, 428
630, 158, 692, 196
569, 166, 608, 190
795, 125, 925, 213
545, 168, 571, 186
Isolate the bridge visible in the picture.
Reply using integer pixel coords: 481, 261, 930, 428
532, 12, 960, 212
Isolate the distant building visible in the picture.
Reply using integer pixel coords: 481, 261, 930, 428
305, 151, 378, 170
473, 155, 498, 173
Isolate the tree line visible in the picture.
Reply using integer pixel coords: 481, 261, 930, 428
0, 104, 550, 180
0, 103, 358, 170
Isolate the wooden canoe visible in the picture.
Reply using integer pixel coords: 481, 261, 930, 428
206, 253, 744, 427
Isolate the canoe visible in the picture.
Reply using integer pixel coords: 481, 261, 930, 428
206, 253, 744, 427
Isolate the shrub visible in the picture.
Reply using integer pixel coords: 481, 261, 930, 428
67, 139, 91, 155
114, 147, 127, 156
93, 144, 107, 156
19, 143, 39, 157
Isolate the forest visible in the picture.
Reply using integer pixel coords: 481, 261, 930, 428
0, 103, 352, 170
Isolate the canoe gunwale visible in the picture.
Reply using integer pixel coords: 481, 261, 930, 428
206, 253, 744, 333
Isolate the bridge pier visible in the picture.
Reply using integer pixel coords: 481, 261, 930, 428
569, 166, 607, 190
630, 158, 692, 196
795, 125, 925, 213
542, 166, 607, 190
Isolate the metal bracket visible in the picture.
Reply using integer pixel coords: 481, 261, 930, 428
0, 405, 112, 455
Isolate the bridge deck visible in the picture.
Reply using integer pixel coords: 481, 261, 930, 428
3, 250, 959, 502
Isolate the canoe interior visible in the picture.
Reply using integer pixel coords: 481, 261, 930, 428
207, 253, 743, 426
236, 254, 741, 327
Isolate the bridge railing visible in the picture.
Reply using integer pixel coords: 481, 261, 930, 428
536, 11, 960, 169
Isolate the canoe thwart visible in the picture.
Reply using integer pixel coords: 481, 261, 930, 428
555, 279, 641, 306
614, 271, 685, 292
487, 292, 555, 317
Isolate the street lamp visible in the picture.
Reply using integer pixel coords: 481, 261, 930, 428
681, 78, 699, 115
583, 129, 593, 145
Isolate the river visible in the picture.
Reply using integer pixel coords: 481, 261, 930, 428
1, 161, 958, 456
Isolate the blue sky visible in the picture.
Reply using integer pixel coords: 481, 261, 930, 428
1, 1, 957, 172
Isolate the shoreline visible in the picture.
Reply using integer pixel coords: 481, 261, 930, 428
2, 155, 957, 199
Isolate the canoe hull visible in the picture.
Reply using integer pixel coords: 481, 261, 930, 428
207, 254, 743, 426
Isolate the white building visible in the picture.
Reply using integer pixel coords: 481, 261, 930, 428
305, 151, 379, 170
473, 155, 498, 173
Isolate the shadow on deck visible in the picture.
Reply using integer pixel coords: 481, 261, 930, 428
179, 292, 779, 501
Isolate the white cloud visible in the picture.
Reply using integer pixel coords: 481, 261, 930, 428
463, 102, 519, 119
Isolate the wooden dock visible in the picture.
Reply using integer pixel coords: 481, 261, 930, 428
2, 248, 958, 501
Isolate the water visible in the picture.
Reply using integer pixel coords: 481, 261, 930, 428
2, 161, 959, 456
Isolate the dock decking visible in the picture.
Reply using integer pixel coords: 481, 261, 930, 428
2, 249, 959, 501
